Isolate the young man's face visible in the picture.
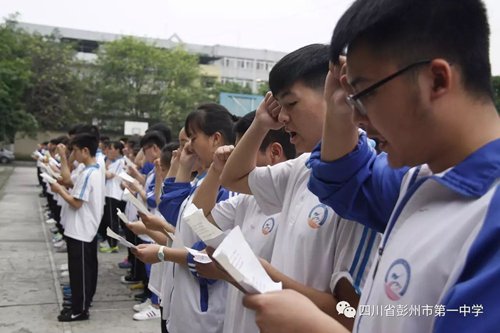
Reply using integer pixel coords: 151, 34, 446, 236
143, 144, 160, 163
70, 146, 88, 164
345, 45, 433, 168
107, 146, 120, 160
275, 81, 326, 154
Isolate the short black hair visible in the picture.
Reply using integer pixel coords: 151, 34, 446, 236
70, 133, 98, 157
330, 0, 493, 100
269, 44, 329, 96
140, 130, 166, 149
147, 123, 172, 144
100, 136, 110, 143
110, 141, 124, 155
234, 111, 296, 160
160, 141, 180, 169
50, 135, 69, 146
185, 103, 239, 145
72, 124, 100, 142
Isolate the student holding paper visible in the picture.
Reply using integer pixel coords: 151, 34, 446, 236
99, 141, 126, 253
192, 111, 295, 333
133, 103, 239, 333
220, 44, 380, 330
49, 133, 104, 322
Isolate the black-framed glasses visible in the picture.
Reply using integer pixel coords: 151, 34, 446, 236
346, 59, 431, 115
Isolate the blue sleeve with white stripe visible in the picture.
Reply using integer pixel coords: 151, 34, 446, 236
434, 186, 500, 333
158, 182, 192, 226
146, 174, 158, 209
307, 134, 407, 233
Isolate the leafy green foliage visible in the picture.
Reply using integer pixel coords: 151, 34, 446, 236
0, 18, 268, 141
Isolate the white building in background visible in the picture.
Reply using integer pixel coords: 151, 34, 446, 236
16, 22, 286, 93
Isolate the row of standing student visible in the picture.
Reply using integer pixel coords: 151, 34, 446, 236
126, 45, 381, 333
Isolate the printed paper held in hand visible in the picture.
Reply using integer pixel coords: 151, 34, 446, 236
40, 172, 57, 184
183, 204, 225, 248
116, 208, 130, 224
122, 189, 149, 215
185, 247, 213, 264
106, 227, 136, 249
40, 163, 61, 179
117, 171, 137, 184
212, 226, 282, 294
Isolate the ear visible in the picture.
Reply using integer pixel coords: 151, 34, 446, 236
82, 147, 90, 157
211, 132, 223, 147
428, 59, 452, 101
268, 142, 284, 164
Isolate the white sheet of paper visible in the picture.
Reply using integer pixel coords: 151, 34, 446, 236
117, 171, 137, 184
116, 208, 130, 224
184, 204, 225, 247
185, 247, 213, 264
40, 172, 57, 184
122, 189, 150, 215
106, 227, 136, 249
49, 157, 61, 169
40, 163, 61, 179
212, 226, 282, 294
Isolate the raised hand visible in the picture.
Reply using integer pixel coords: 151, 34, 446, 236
212, 145, 234, 173
255, 92, 284, 131
324, 58, 351, 116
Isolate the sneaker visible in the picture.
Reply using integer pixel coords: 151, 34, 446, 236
50, 226, 59, 233
134, 291, 149, 302
132, 305, 160, 321
99, 241, 109, 249
130, 282, 145, 290
46, 218, 57, 224
56, 243, 67, 253
58, 311, 89, 322
99, 246, 119, 253
59, 263, 68, 271
120, 275, 140, 284
133, 298, 151, 312
61, 270, 69, 278
52, 233, 63, 242
53, 240, 65, 248
118, 258, 131, 269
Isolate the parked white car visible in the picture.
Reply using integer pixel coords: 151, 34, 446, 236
0, 148, 15, 164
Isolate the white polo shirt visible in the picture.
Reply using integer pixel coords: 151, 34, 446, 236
249, 153, 380, 294
167, 177, 229, 333
211, 193, 280, 333
105, 157, 125, 200
63, 163, 105, 242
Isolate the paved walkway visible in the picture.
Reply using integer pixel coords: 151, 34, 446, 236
0, 165, 159, 333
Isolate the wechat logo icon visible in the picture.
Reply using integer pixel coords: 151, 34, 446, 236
337, 301, 357, 318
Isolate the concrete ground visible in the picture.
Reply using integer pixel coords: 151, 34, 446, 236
0, 165, 159, 333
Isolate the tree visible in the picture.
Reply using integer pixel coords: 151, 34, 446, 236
93, 37, 205, 133
23, 31, 88, 130
0, 19, 37, 143
257, 81, 270, 96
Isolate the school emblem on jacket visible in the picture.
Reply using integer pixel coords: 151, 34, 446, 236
384, 259, 411, 301
262, 217, 275, 235
307, 204, 329, 229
